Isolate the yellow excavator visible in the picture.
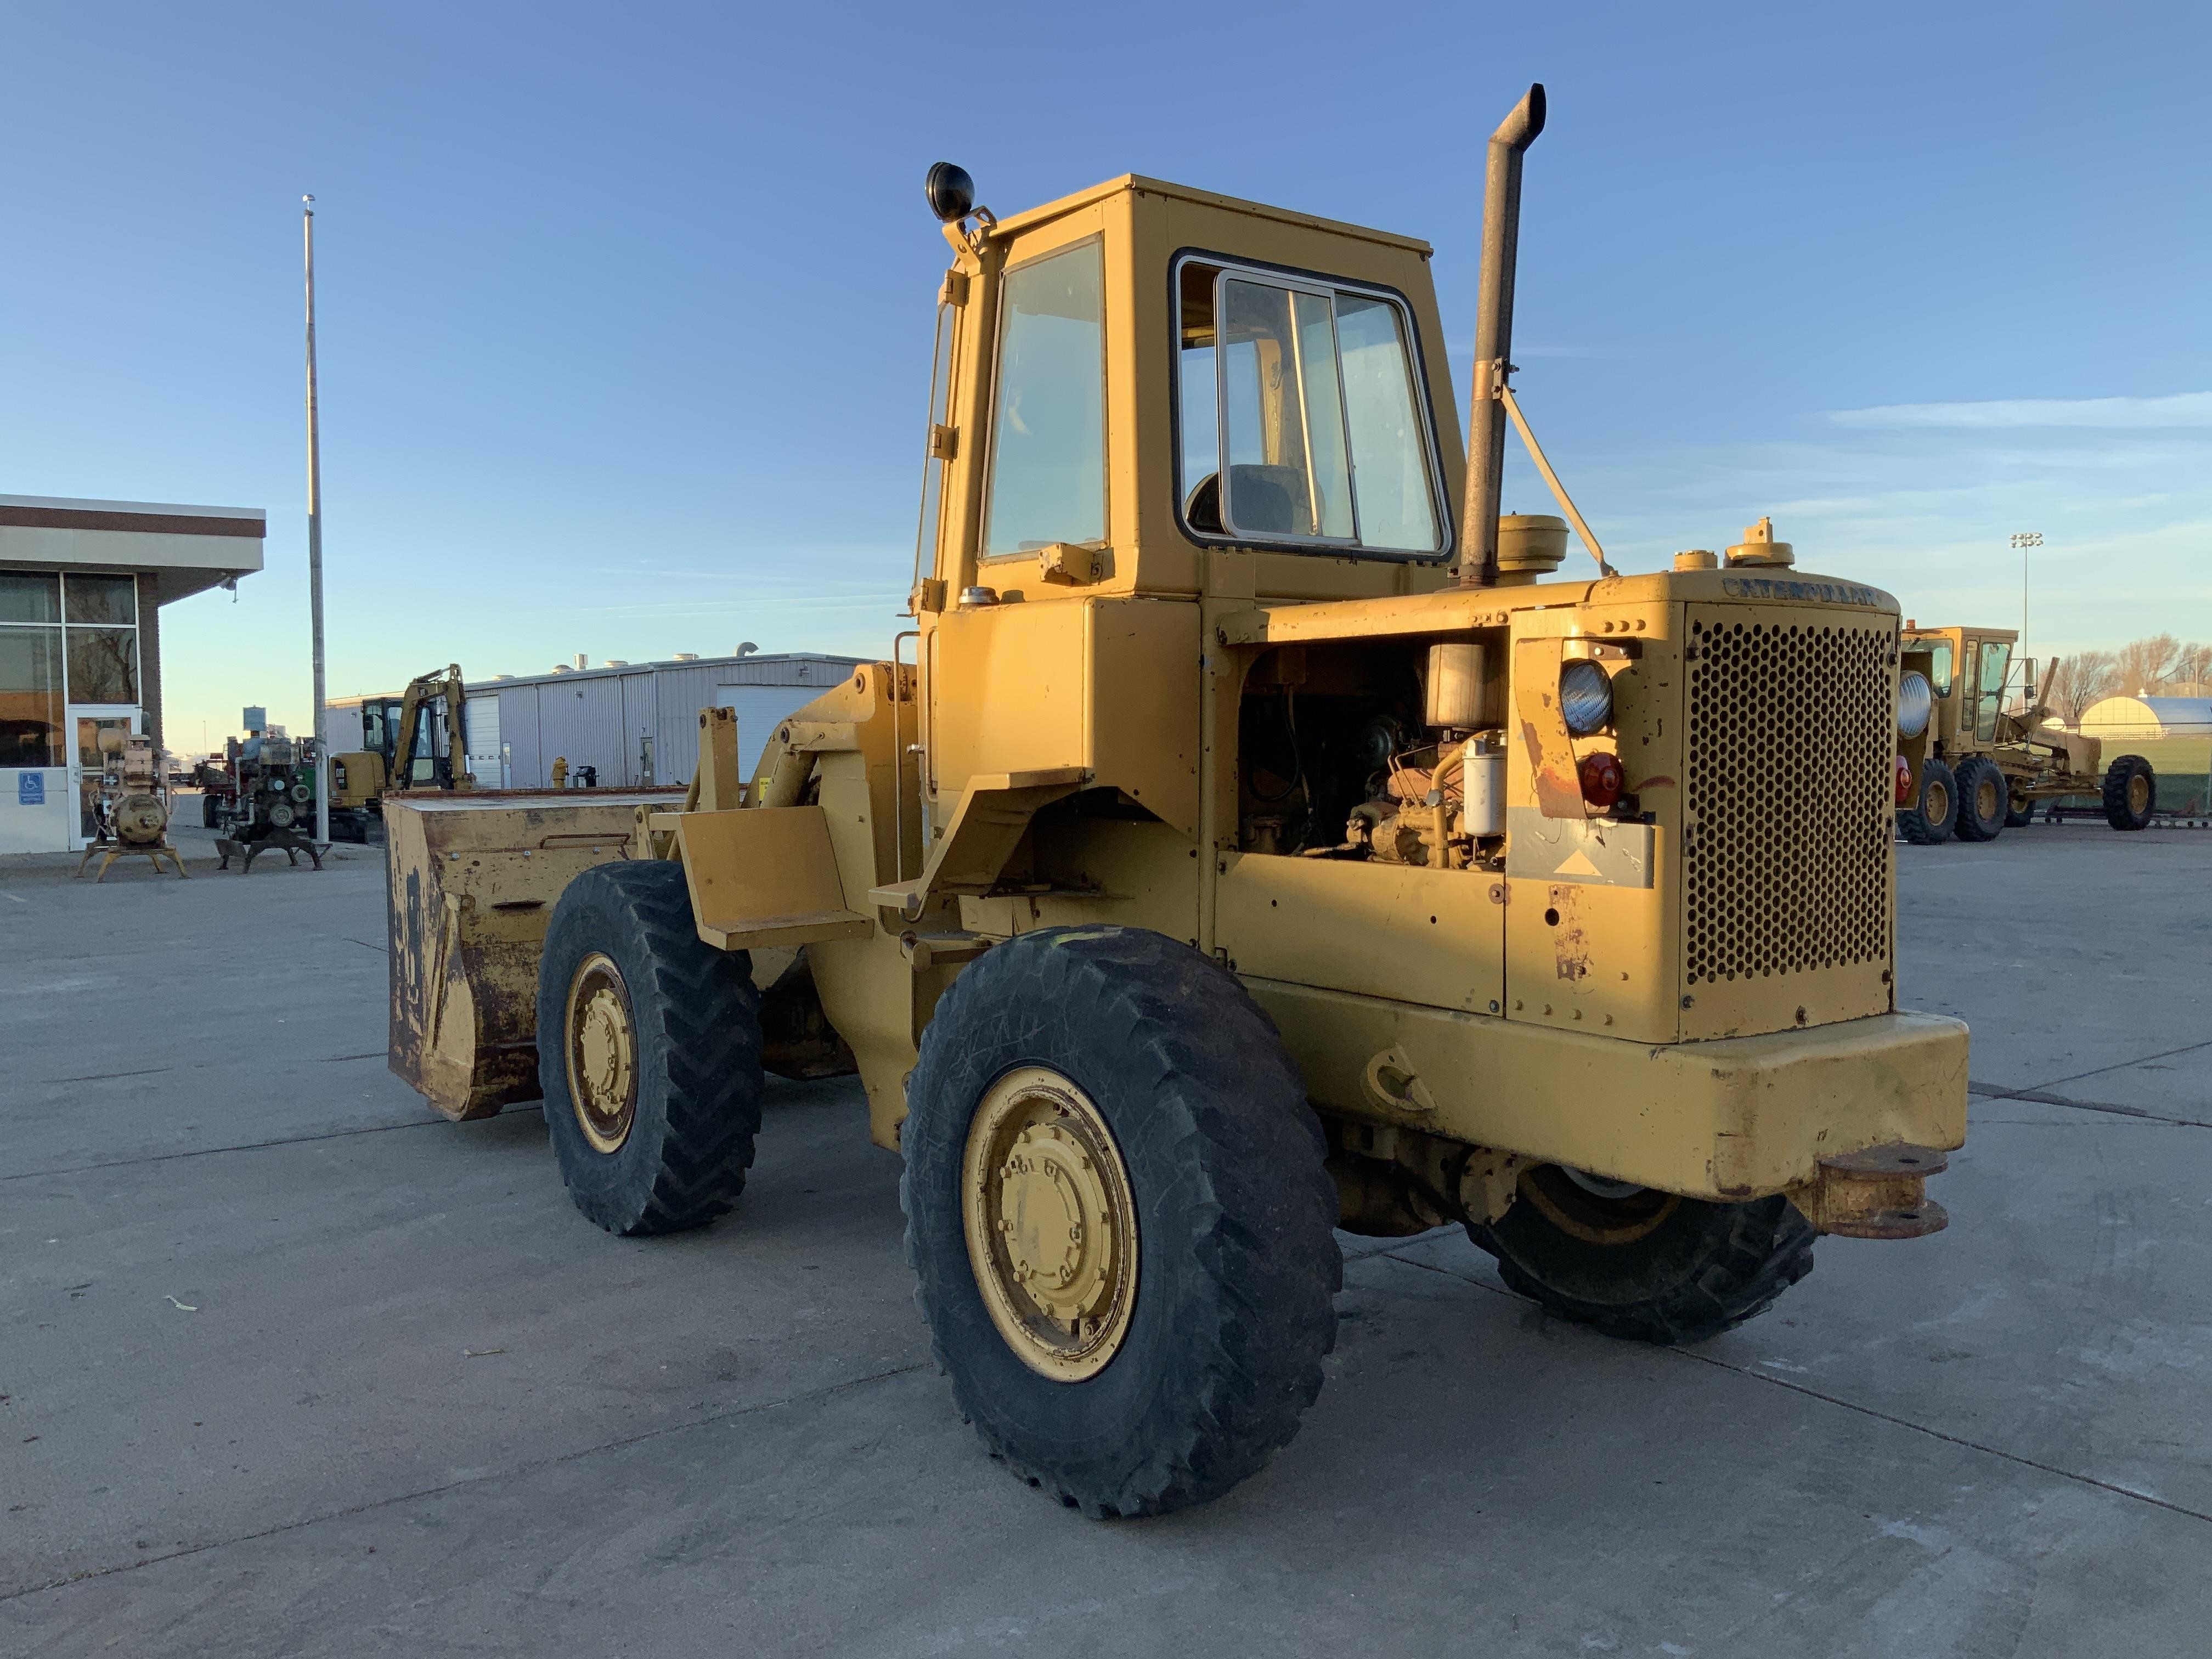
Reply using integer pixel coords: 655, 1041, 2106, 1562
330, 664, 473, 837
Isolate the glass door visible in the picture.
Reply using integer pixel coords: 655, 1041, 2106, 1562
68, 707, 141, 850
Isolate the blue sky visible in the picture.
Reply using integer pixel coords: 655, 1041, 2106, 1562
3, 2, 2207, 750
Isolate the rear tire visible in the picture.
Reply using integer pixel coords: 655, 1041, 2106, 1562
200, 792, 219, 829
2004, 797, 2034, 828
902, 925, 1340, 1517
2103, 754, 2155, 831
1897, 757, 1957, 844
1470, 1168, 1814, 1345
538, 860, 763, 1235
1953, 755, 2007, 842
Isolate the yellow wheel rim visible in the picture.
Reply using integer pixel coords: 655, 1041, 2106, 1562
565, 952, 637, 1154
1925, 780, 1950, 823
2128, 774, 2151, 815
1976, 776, 2002, 822
962, 1066, 1139, 1382
1520, 1164, 1681, 1246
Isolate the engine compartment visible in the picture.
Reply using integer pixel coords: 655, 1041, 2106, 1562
1237, 633, 1609, 871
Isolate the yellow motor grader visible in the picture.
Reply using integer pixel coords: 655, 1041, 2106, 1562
1894, 624, 2155, 842
385, 86, 1967, 1517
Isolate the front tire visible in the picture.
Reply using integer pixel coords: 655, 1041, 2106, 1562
1469, 1166, 1814, 1345
538, 860, 763, 1235
2103, 754, 2155, 831
1897, 757, 1957, 844
902, 926, 1340, 1517
1953, 755, 2007, 842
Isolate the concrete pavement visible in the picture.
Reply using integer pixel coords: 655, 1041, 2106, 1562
2, 822, 2208, 1656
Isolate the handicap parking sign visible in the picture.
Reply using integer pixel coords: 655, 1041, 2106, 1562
18, 772, 45, 805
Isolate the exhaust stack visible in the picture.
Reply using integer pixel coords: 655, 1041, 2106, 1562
1456, 83, 1546, 589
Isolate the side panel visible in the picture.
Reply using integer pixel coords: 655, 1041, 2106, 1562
1087, 597, 1200, 837
928, 601, 1087, 805
1216, 854, 1501, 1014
927, 596, 1200, 836
1503, 598, 1684, 1045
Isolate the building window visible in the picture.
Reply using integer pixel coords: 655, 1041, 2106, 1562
0, 625, 64, 768
1, 572, 61, 624
66, 626, 139, 704
0, 571, 142, 769
65, 573, 137, 626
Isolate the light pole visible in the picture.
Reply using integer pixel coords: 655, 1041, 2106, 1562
304, 195, 330, 849
2010, 531, 2041, 644
2011, 531, 2042, 705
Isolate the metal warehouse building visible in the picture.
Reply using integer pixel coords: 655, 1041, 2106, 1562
458, 650, 866, 791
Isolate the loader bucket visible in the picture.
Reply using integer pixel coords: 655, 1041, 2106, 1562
385, 792, 673, 1120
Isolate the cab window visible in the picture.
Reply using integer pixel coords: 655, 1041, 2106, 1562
1973, 640, 2011, 741
981, 239, 1106, 558
1177, 258, 1444, 556
1926, 642, 1953, 697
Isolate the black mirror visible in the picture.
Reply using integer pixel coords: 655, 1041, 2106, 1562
924, 161, 975, 223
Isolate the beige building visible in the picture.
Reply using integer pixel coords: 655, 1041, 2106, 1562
1, 494, 264, 854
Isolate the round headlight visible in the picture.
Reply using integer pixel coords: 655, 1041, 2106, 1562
1559, 658, 1614, 736
1897, 670, 1932, 740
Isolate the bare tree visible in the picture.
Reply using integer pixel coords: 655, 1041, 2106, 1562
2113, 633, 2188, 696
2173, 641, 2212, 694
2045, 651, 2118, 725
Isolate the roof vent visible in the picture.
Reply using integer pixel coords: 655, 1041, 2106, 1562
673, 652, 699, 662
735, 641, 759, 658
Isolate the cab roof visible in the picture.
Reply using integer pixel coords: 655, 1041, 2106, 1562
986, 173, 1434, 256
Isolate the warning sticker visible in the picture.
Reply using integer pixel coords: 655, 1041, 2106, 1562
1503, 810, 1656, 889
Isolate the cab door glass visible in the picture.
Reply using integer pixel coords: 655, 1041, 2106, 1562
1927, 642, 1953, 697
981, 239, 1106, 558
1334, 295, 1440, 552
1221, 279, 1354, 540
1177, 260, 1444, 555
1976, 640, 2010, 741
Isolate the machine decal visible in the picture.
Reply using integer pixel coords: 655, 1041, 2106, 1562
1719, 577, 1886, 608
1504, 809, 1655, 888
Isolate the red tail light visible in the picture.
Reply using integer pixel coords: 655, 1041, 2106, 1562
1579, 751, 1624, 810
1894, 754, 1912, 805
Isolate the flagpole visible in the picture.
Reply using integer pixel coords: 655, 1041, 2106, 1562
304, 194, 330, 850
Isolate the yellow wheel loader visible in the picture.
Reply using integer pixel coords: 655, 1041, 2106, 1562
386, 86, 1967, 1517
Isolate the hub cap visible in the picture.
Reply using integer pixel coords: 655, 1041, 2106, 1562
1521, 1163, 1681, 1245
565, 953, 637, 1154
962, 1066, 1138, 1381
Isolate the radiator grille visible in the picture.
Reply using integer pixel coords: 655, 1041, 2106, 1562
1683, 611, 1894, 985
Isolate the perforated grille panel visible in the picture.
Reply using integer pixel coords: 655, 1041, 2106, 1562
1683, 609, 1894, 986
